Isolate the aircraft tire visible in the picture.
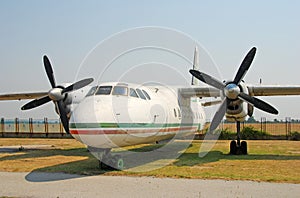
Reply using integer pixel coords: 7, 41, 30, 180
230, 140, 237, 155
241, 141, 248, 155
99, 161, 109, 170
113, 155, 124, 170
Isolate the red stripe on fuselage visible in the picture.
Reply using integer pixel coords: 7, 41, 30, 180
70, 127, 197, 135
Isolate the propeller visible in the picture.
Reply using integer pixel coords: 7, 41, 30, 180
190, 47, 278, 133
21, 55, 94, 133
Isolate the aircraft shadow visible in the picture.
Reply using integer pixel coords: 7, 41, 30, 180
0, 147, 102, 182
174, 151, 300, 167
1, 142, 299, 182
25, 171, 86, 182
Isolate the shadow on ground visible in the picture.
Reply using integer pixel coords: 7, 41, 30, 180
174, 151, 300, 167
25, 171, 86, 182
1, 141, 299, 182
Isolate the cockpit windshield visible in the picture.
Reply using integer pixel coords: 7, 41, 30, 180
112, 86, 128, 96
86, 85, 150, 100
130, 88, 139, 98
86, 86, 98, 97
136, 88, 146, 100
86, 86, 112, 97
96, 86, 112, 95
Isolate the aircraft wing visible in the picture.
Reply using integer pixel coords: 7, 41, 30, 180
178, 87, 220, 98
179, 85, 300, 98
0, 92, 48, 101
248, 85, 300, 96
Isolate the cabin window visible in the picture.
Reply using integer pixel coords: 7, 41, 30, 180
177, 108, 181, 118
130, 88, 139, 98
96, 86, 112, 95
112, 86, 128, 96
86, 86, 98, 96
142, 90, 151, 100
174, 108, 177, 117
136, 89, 146, 100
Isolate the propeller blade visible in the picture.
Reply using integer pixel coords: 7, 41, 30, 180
233, 47, 256, 85
239, 92, 278, 115
189, 69, 225, 90
43, 55, 56, 88
208, 98, 227, 133
62, 78, 94, 94
21, 96, 51, 110
57, 101, 70, 134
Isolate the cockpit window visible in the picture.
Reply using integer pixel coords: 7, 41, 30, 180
86, 86, 149, 100
136, 89, 146, 100
112, 86, 128, 96
86, 86, 98, 97
142, 90, 151, 100
130, 88, 139, 98
96, 86, 112, 95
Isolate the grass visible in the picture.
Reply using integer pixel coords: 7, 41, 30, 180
0, 138, 299, 183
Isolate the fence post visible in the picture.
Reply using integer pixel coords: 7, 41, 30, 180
1, 118, 4, 137
28, 118, 33, 137
15, 118, 19, 134
261, 117, 266, 132
286, 117, 291, 140
44, 117, 49, 137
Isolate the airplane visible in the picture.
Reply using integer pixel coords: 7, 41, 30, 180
1, 47, 300, 170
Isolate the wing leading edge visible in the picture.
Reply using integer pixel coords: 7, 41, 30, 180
1, 85, 300, 101
0, 92, 48, 101
179, 85, 300, 98
248, 85, 300, 96
178, 87, 220, 98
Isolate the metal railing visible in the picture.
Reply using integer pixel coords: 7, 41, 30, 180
0, 118, 68, 138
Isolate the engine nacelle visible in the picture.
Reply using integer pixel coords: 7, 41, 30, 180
226, 100, 248, 122
54, 85, 91, 119
225, 82, 251, 122
247, 103, 254, 117
54, 93, 72, 118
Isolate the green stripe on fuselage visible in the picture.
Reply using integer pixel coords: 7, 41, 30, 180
69, 122, 199, 129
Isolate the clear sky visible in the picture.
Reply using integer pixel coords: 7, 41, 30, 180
0, 0, 299, 121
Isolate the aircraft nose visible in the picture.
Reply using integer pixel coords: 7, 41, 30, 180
70, 96, 116, 125
69, 96, 129, 148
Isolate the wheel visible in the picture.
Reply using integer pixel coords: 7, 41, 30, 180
99, 161, 110, 170
241, 141, 248, 155
113, 155, 124, 170
230, 140, 237, 155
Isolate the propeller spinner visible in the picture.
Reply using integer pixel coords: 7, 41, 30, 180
190, 47, 278, 133
21, 55, 93, 133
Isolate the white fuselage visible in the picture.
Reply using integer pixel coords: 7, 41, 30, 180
69, 82, 206, 149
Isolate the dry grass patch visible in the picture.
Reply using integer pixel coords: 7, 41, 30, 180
0, 138, 299, 183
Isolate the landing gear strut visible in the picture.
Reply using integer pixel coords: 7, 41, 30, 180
230, 121, 248, 155
88, 147, 124, 170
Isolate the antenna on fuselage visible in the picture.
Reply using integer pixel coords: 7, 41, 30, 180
191, 46, 200, 86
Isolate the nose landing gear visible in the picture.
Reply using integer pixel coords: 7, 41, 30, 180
230, 121, 248, 155
88, 147, 124, 170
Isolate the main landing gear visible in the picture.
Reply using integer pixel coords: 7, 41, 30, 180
230, 121, 248, 155
88, 147, 124, 170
